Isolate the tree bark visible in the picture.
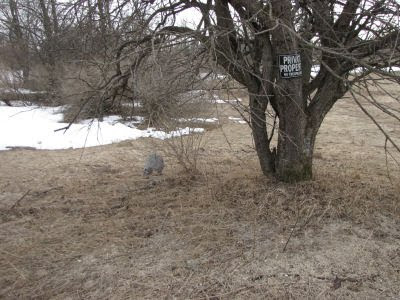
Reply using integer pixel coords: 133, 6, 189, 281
39, 0, 60, 92
271, 0, 313, 182
50, 0, 59, 35
9, 0, 30, 83
275, 107, 315, 182
249, 92, 275, 175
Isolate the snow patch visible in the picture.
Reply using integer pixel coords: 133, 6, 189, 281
0, 100, 30, 107
0, 106, 204, 151
177, 117, 219, 123
146, 127, 204, 139
0, 88, 45, 94
212, 97, 242, 104
229, 117, 247, 124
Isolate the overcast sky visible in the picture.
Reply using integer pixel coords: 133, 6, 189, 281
175, 6, 202, 28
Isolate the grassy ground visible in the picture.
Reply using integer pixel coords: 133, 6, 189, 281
0, 88, 399, 299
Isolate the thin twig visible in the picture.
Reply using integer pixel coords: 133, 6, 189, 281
282, 212, 300, 253
10, 190, 30, 209
1, 256, 26, 280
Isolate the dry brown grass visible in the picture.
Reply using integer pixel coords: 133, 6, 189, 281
0, 87, 400, 299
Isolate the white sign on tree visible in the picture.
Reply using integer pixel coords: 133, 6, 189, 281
279, 53, 302, 79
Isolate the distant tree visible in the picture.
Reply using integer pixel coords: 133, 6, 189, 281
0, 0, 61, 89
0, 0, 30, 82
0, 0, 127, 91
130, 0, 400, 182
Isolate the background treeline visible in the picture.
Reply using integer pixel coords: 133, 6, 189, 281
0, 0, 219, 123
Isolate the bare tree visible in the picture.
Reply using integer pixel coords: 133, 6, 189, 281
124, 0, 400, 182
1, 0, 30, 82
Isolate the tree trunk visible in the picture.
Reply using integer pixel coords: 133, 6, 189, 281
9, 0, 30, 84
39, 0, 59, 93
249, 92, 275, 175
50, 0, 59, 34
275, 106, 315, 182
270, 0, 315, 182
39, 0, 54, 66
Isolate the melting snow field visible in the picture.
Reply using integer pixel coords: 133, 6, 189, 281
0, 104, 204, 150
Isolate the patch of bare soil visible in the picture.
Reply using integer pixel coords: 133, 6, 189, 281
0, 93, 399, 299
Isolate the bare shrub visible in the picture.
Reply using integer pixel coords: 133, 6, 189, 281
147, 90, 214, 174
135, 43, 207, 125
133, 43, 220, 173
163, 128, 208, 174
60, 63, 127, 122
